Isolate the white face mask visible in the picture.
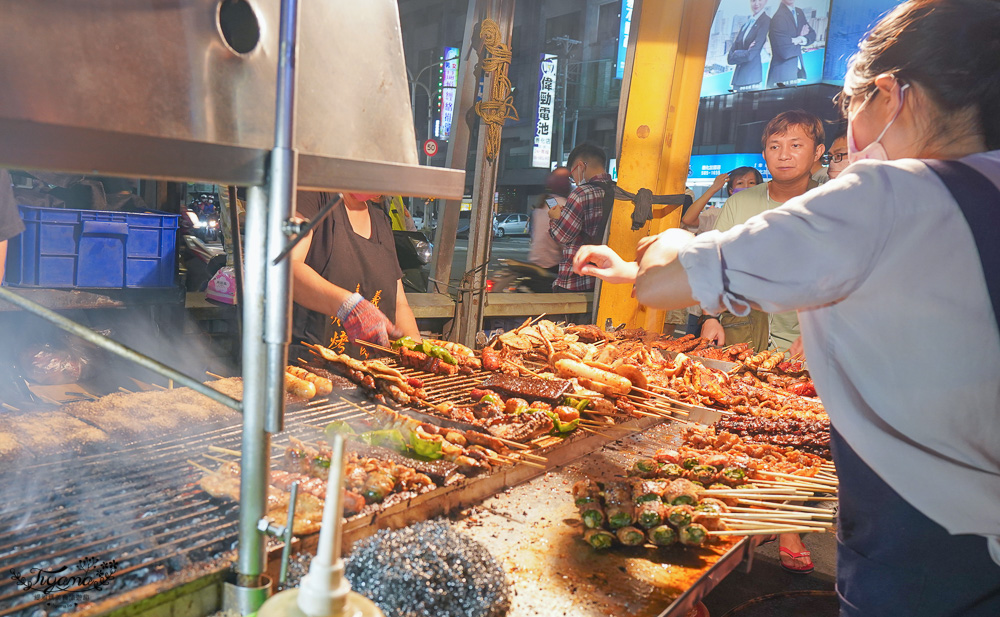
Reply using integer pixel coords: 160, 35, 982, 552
847, 83, 908, 165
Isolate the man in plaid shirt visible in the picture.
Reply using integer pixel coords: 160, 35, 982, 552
548, 144, 614, 292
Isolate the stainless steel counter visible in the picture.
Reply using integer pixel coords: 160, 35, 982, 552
452, 421, 756, 617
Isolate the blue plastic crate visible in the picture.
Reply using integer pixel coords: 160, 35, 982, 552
4, 205, 179, 288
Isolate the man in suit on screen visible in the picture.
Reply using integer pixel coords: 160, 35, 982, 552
766, 0, 816, 88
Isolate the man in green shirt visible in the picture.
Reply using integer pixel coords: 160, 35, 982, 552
701, 110, 825, 352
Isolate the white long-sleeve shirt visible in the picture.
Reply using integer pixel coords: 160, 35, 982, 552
678, 153, 1000, 562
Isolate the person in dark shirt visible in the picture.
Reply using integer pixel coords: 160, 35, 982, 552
290, 191, 420, 359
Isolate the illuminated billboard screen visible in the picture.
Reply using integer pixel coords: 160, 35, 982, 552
822, 0, 900, 84
701, 0, 832, 98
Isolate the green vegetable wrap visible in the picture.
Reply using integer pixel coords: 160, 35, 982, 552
631, 479, 665, 504
581, 506, 605, 529
690, 464, 719, 485
658, 463, 686, 480
681, 457, 700, 470
648, 525, 678, 547
630, 458, 659, 478
720, 466, 747, 486
636, 501, 665, 529
604, 482, 635, 530
615, 526, 646, 547
666, 478, 699, 505
666, 504, 694, 528
678, 523, 708, 547
572, 478, 606, 528
584, 528, 616, 550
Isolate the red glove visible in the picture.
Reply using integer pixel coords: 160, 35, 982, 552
337, 293, 402, 347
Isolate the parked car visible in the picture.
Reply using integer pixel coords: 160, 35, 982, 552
493, 213, 529, 237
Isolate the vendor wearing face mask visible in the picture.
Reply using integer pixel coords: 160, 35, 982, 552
699, 110, 826, 354
290, 191, 420, 359
574, 3, 1000, 612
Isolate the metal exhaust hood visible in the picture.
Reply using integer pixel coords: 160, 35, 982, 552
0, 0, 464, 198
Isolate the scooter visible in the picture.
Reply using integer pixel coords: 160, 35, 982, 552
393, 230, 434, 293
487, 258, 556, 293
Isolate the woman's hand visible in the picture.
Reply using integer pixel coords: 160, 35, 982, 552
710, 172, 730, 192
573, 245, 639, 284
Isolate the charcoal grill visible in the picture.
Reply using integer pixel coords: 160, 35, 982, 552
0, 396, 373, 617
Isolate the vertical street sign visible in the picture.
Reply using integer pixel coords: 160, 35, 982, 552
532, 54, 558, 168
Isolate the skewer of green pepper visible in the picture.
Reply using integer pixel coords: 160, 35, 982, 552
391, 337, 457, 365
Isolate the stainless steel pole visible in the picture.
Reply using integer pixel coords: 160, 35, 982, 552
263, 0, 300, 435
0, 287, 241, 411
235, 184, 270, 595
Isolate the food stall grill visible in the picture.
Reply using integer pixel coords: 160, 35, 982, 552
0, 385, 669, 617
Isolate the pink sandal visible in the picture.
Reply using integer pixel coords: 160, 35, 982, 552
779, 546, 815, 574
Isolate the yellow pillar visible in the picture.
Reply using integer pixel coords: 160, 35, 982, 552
596, 0, 716, 332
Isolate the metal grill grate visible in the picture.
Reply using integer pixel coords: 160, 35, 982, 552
0, 395, 370, 617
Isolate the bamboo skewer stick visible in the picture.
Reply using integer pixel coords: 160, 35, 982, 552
722, 521, 809, 531
514, 313, 548, 334
577, 426, 619, 439
717, 511, 831, 521
206, 371, 225, 380
187, 459, 215, 474
718, 516, 832, 529
354, 340, 398, 355
203, 453, 232, 465
506, 360, 545, 378
708, 527, 827, 536
728, 505, 834, 518
738, 499, 835, 513
494, 455, 546, 470
721, 494, 822, 501
209, 445, 242, 457
757, 470, 838, 486
753, 478, 836, 493
700, 487, 801, 496
1, 402, 20, 412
